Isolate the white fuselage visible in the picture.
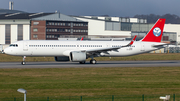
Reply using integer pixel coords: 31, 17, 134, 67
4, 40, 165, 57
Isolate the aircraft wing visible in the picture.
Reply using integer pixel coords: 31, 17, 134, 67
81, 35, 137, 56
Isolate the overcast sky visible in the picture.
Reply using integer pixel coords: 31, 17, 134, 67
0, 0, 180, 17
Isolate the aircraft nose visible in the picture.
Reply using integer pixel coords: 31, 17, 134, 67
4, 48, 11, 55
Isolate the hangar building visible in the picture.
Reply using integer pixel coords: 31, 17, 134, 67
0, 8, 179, 46
0, 12, 88, 44
73, 16, 178, 43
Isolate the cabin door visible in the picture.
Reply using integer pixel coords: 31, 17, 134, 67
141, 43, 145, 51
23, 42, 28, 51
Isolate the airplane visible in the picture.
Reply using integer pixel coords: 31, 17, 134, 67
3, 18, 166, 65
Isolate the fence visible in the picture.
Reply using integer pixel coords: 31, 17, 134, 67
166, 47, 180, 53
149, 46, 180, 53
1, 94, 180, 101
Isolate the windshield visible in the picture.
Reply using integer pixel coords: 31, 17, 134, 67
9, 44, 18, 47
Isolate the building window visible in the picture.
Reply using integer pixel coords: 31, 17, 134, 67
33, 34, 38, 38
33, 28, 38, 32
18, 24, 23, 41
33, 22, 39, 25
5, 24, 11, 44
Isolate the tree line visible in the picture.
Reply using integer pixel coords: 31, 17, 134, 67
134, 14, 180, 24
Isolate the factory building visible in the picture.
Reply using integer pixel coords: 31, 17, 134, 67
74, 16, 179, 43
31, 12, 88, 40
0, 7, 180, 46
0, 11, 88, 44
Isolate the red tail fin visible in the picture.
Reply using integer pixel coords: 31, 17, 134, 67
141, 18, 166, 42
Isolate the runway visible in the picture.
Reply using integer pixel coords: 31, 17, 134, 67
0, 60, 180, 68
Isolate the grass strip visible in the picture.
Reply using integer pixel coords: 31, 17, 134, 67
0, 67, 180, 97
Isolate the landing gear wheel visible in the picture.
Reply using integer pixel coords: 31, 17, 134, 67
79, 61, 86, 64
21, 61, 26, 65
21, 56, 26, 65
90, 59, 97, 64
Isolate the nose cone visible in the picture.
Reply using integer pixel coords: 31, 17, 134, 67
4, 48, 12, 55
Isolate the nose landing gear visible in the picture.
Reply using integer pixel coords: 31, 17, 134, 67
21, 56, 26, 65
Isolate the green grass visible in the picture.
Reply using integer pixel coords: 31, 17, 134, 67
0, 53, 180, 62
1, 53, 180, 100
0, 67, 180, 98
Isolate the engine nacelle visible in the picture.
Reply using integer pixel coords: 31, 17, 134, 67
54, 56, 70, 62
70, 51, 86, 62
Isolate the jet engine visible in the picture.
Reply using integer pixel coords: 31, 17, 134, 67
54, 51, 86, 62
70, 51, 86, 62
54, 56, 70, 61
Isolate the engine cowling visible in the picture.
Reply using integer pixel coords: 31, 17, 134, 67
70, 51, 86, 62
54, 56, 70, 61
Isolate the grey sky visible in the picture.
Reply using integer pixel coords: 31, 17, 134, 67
0, 0, 180, 17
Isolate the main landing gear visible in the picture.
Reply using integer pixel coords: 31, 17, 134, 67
79, 59, 97, 64
90, 59, 97, 64
21, 56, 26, 65
89, 56, 97, 64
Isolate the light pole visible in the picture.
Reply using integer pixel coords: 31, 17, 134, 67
17, 88, 27, 101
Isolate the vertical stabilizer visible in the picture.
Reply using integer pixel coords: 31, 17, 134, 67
141, 18, 166, 42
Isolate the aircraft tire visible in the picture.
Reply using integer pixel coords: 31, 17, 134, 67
21, 61, 26, 65
90, 59, 96, 64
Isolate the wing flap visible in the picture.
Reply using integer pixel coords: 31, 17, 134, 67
83, 35, 137, 56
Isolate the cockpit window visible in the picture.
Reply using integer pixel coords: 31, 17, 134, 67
9, 44, 18, 47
